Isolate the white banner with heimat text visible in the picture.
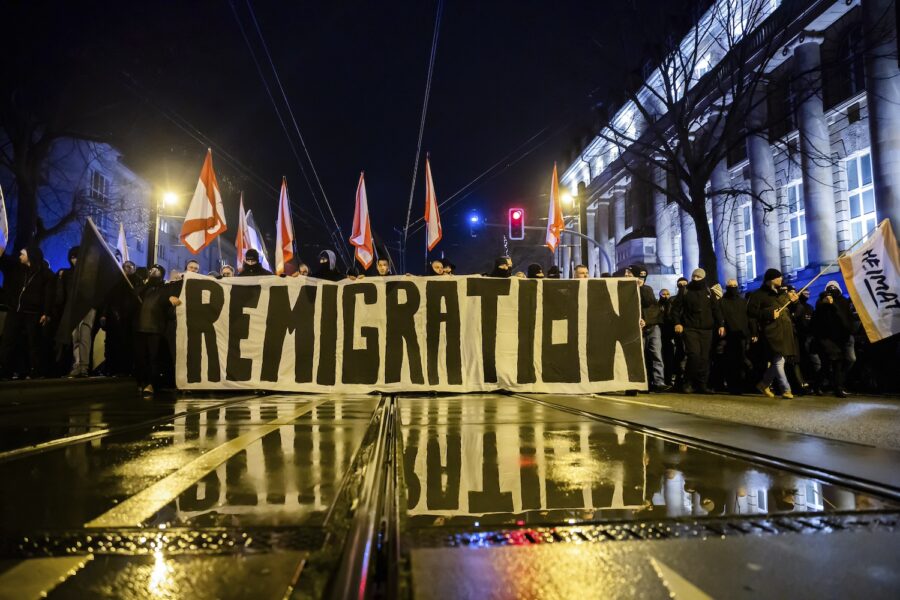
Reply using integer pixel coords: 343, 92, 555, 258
839, 219, 900, 342
175, 274, 647, 394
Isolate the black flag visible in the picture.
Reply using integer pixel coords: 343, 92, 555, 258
55, 219, 134, 345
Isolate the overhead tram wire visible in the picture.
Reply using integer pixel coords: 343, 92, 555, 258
405, 126, 551, 234
120, 74, 324, 229
244, 0, 352, 268
401, 0, 444, 273
228, 0, 351, 265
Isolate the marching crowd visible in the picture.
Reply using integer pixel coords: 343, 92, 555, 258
0, 242, 894, 397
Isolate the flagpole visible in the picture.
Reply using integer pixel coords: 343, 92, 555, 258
773, 226, 878, 318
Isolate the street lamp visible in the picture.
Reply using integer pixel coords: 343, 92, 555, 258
151, 191, 181, 266
561, 191, 574, 207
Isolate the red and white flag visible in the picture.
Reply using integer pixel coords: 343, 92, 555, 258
545, 162, 565, 251
424, 156, 442, 251
274, 177, 295, 275
180, 149, 227, 254
235, 193, 251, 270
350, 172, 374, 269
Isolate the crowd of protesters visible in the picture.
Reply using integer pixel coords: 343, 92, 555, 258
0, 242, 896, 396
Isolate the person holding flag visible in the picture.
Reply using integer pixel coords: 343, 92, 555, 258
180, 149, 227, 254
546, 163, 565, 252
275, 177, 295, 276
350, 172, 374, 271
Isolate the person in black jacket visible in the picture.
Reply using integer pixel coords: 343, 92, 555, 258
672, 268, 724, 394
134, 264, 180, 394
747, 268, 799, 398
719, 279, 752, 394
0, 246, 56, 378
238, 249, 273, 277
633, 264, 669, 392
812, 284, 854, 397
312, 250, 343, 281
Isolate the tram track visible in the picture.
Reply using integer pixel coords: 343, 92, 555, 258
513, 392, 900, 503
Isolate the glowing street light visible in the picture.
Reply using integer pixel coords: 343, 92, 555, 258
162, 192, 179, 207
561, 191, 574, 207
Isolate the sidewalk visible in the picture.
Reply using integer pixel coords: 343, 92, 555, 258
0, 376, 138, 406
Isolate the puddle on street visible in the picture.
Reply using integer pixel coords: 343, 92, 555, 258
399, 396, 893, 528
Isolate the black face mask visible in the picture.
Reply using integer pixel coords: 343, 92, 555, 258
148, 274, 163, 284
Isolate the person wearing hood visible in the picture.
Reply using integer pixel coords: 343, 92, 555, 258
238, 249, 273, 277
313, 250, 343, 281
633, 265, 669, 392
99, 258, 141, 377
668, 277, 690, 387
0, 246, 55, 378
719, 279, 752, 394
133, 264, 181, 394
526, 263, 544, 279
487, 257, 511, 278
546, 265, 561, 279
747, 268, 800, 399
812, 281, 854, 397
672, 268, 725, 394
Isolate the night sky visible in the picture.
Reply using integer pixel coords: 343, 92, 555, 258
3, 0, 692, 272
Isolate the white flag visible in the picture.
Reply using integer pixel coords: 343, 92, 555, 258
0, 184, 8, 257
839, 219, 900, 342
245, 210, 273, 272
116, 222, 129, 264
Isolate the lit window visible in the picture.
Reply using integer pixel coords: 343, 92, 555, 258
846, 151, 876, 244
741, 202, 756, 281
89, 169, 110, 203
785, 182, 807, 271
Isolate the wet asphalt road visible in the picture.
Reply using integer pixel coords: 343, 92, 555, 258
0, 390, 897, 598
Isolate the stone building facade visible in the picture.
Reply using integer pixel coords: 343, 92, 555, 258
559, 0, 900, 291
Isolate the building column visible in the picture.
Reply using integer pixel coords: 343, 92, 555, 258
679, 206, 699, 276
746, 86, 782, 276
653, 167, 675, 273
864, 0, 900, 229
710, 161, 738, 282
612, 186, 627, 243
586, 207, 600, 275
595, 200, 612, 273
794, 36, 838, 267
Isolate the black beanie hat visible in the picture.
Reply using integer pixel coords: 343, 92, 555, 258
763, 268, 782, 282
245, 249, 259, 261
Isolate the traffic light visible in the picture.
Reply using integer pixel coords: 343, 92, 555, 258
468, 209, 482, 237
508, 208, 525, 240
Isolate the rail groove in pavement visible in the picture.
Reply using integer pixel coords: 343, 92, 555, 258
515, 393, 900, 502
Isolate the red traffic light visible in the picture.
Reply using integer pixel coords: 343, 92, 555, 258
508, 207, 525, 240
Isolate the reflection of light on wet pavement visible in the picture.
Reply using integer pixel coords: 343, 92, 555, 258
148, 544, 173, 596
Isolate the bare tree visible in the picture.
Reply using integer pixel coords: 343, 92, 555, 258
589, 0, 860, 283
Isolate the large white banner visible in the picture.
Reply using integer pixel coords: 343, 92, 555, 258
840, 219, 900, 342
175, 274, 647, 393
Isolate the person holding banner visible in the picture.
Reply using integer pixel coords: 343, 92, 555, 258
747, 269, 800, 399
237, 249, 272, 277
313, 250, 343, 281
